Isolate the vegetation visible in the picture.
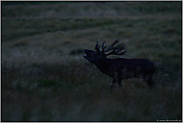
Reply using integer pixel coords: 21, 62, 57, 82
1, 1, 182, 121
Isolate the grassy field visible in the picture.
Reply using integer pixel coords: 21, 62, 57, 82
1, 1, 182, 121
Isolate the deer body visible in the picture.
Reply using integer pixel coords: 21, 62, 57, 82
83, 40, 156, 91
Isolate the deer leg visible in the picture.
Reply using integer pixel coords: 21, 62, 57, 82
110, 79, 116, 92
145, 76, 154, 88
118, 79, 122, 88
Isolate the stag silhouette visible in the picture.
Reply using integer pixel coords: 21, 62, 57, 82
83, 40, 156, 91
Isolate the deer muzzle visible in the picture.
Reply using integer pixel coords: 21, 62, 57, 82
83, 49, 88, 58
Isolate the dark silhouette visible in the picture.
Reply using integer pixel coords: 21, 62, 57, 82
83, 40, 156, 91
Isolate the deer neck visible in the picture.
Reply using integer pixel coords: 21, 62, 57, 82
94, 57, 112, 74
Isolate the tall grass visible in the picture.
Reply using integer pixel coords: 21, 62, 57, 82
1, 1, 182, 121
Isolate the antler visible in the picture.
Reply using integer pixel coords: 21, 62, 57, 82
95, 39, 102, 53
95, 40, 127, 56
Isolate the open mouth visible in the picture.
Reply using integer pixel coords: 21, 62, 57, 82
83, 49, 87, 58
83, 54, 87, 58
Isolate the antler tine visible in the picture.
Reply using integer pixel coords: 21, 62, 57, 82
95, 39, 101, 53
116, 50, 127, 55
104, 40, 127, 56
111, 40, 119, 47
115, 45, 127, 55
102, 41, 106, 49
102, 41, 108, 54
116, 44, 126, 52
104, 40, 119, 52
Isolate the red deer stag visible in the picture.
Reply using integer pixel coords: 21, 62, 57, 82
83, 40, 156, 91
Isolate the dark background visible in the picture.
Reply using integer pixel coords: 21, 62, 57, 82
1, 1, 182, 121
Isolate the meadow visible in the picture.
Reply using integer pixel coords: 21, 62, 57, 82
1, 1, 182, 121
